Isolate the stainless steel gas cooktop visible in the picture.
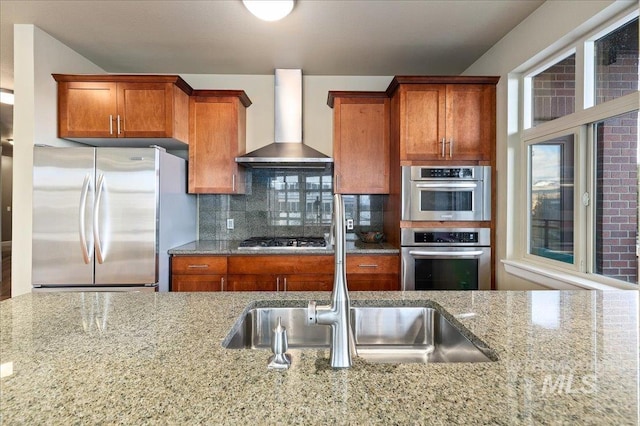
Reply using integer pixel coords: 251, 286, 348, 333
238, 237, 327, 250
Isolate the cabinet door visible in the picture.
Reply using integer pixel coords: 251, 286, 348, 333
333, 97, 389, 194
400, 85, 446, 161
347, 274, 399, 291
284, 274, 334, 291
189, 96, 246, 194
58, 81, 117, 138
172, 275, 226, 292
117, 82, 173, 138
445, 84, 494, 161
226, 274, 277, 291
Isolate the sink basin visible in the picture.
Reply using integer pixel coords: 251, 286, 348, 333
223, 303, 497, 363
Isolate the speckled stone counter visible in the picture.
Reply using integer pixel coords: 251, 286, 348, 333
1, 290, 638, 424
168, 239, 399, 255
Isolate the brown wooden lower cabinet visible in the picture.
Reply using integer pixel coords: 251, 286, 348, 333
171, 255, 228, 292
346, 255, 400, 291
171, 253, 400, 292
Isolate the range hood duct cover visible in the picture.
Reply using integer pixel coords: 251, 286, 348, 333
235, 69, 333, 168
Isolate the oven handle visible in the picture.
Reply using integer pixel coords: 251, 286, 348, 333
415, 183, 478, 189
408, 249, 486, 258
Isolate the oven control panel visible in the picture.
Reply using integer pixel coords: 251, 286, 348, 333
414, 232, 478, 244
420, 168, 474, 178
401, 228, 491, 247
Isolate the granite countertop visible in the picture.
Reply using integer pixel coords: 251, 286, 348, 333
168, 239, 399, 255
1, 290, 638, 424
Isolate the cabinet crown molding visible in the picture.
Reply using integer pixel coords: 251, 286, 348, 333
385, 76, 500, 97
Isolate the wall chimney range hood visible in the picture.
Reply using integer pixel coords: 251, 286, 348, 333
235, 69, 333, 169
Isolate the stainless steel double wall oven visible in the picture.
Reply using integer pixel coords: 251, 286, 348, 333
401, 165, 492, 291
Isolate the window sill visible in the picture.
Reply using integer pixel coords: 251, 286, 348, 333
502, 259, 639, 291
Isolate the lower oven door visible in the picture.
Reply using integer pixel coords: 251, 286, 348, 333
401, 246, 491, 291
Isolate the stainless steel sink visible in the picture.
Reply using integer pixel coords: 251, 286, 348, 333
223, 304, 497, 363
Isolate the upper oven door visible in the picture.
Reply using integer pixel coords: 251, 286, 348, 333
401, 166, 490, 221
405, 180, 485, 221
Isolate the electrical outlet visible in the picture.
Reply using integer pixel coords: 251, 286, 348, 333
346, 219, 354, 230
226, 218, 234, 230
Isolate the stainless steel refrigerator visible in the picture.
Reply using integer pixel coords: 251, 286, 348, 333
32, 146, 196, 292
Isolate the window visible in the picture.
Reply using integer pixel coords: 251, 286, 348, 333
531, 54, 576, 126
529, 134, 575, 264
521, 12, 638, 287
595, 17, 639, 104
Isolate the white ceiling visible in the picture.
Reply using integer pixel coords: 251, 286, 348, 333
0, 0, 545, 145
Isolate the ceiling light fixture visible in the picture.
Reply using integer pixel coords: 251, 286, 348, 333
0, 88, 14, 105
242, 0, 294, 22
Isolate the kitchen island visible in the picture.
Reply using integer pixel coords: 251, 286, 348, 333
1, 290, 638, 424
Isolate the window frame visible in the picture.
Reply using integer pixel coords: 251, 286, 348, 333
517, 9, 639, 289
524, 127, 585, 273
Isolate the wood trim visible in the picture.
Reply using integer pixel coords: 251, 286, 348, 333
386, 76, 500, 96
327, 91, 388, 108
191, 90, 252, 107
52, 74, 193, 95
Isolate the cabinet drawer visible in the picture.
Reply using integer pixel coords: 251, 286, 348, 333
172, 256, 227, 274
228, 255, 333, 274
346, 255, 399, 274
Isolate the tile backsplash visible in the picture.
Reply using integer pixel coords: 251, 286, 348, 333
198, 169, 385, 240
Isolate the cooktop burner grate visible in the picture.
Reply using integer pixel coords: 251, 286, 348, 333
238, 236, 327, 249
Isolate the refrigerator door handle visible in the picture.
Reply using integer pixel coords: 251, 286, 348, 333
79, 173, 93, 264
94, 173, 106, 264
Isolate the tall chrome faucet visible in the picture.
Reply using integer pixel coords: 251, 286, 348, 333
307, 194, 354, 368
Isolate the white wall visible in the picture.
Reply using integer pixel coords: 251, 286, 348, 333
462, 0, 634, 290
12, 25, 104, 297
181, 74, 392, 156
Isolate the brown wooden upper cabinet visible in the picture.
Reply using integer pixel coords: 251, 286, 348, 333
52, 74, 191, 147
386, 76, 498, 162
328, 92, 390, 194
188, 90, 252, 194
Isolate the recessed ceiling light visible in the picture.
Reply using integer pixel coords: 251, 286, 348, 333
243, 0, 294, 22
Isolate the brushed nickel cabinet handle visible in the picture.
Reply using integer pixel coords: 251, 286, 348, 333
220, 277, 225, 291
109, 115, 113, 135
358, 264, 379, 268
117, 115, 121, 135
187, 264, 209, 268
